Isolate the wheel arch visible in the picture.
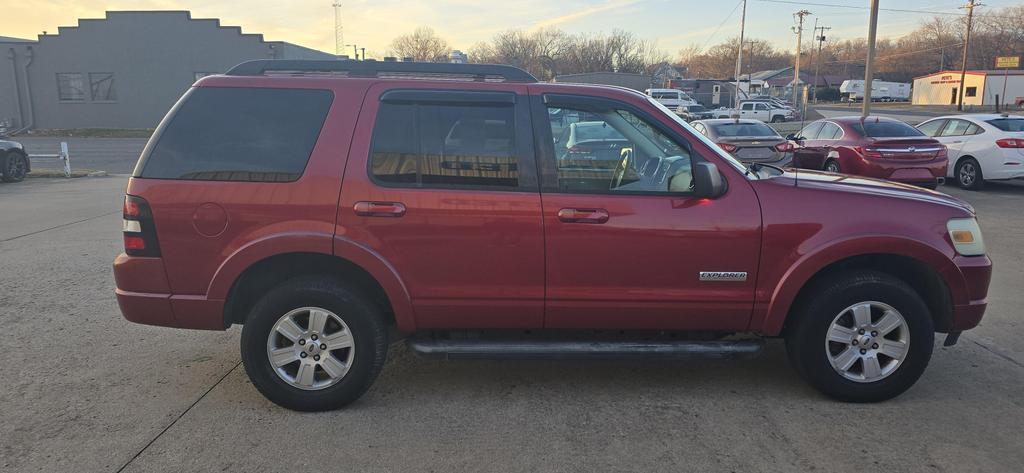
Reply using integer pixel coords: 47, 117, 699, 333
759, 238, 966, 337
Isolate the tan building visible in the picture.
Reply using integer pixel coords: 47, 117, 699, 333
912, 70, 1024, 107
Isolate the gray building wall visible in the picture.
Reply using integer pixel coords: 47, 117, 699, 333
554, 72, 654, 92
3, 11, 335, 130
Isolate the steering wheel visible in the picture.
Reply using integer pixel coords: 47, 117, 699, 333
611, 147, 633, 190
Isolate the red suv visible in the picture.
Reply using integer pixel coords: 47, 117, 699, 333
114, 60, 991, 411
789, 116, 948, 189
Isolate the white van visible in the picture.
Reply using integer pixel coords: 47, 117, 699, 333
645, 88, 698, 108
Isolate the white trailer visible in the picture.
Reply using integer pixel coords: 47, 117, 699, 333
839, 80, 911, 102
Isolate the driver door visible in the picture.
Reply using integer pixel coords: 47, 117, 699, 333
530, 93, 762, 330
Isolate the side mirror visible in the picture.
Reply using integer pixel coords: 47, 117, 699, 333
785, 133, 798, 141
693, 162, 727, 199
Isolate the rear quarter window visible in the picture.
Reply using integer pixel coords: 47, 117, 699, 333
986, 118, 1024, 132
137, 87, 332, 181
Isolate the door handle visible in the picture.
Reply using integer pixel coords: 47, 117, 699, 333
354, 201, 406, 217
557, 208, 609, 224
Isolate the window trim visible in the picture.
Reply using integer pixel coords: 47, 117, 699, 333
817, 120, 846, 141
532, 93, 707, 197
366, 89, 537, 193
88, 72, 117, 103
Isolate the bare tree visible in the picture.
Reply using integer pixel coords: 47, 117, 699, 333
388, 27, 450, 62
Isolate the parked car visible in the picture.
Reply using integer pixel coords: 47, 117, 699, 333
675, 104, 714, 121
789, 116, 948, 189
555, 120, 631, 176
714, 100, 795, 123
915, 114, 1024, 190
691, 119, 793, 167
114, 60, 991, 411
645, 88, 698, 108
0, 137, 30, 182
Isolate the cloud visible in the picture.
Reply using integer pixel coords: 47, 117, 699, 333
532, 0, 642, 29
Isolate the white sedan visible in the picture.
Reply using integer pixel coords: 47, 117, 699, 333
916, 114, 1024, 190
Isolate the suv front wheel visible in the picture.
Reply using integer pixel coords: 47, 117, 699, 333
241, 276, 388, 411
786, 270, 934, 402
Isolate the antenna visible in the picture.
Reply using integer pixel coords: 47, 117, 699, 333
332, 1, 344, 56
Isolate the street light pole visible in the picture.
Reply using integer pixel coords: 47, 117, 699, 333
812, 24, 830, 104
957, 0, 981, 111
862, 0, 879, 119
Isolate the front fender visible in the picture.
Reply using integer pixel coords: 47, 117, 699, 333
755, 235, 967, 336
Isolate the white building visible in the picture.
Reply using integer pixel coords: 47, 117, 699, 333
912, 69, 1024, 107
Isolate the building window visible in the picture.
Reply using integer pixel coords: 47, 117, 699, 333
194, 72, 217, 82
89, 73, 116, 101
56, 73, 85, 102
965, 87, 977, 97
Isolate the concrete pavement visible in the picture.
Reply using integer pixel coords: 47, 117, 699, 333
1, 176, 1023, 472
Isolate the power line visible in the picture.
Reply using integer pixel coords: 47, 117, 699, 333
817, 42, 965, 65
754, 0, 967, 16
699, 0, 744, 52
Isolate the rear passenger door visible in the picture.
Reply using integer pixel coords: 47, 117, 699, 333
338, 85, 545, 329
792, 121, 824, 169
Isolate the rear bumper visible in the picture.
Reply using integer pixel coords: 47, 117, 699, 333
848, 155, 948, 184
113, 253, 226, 330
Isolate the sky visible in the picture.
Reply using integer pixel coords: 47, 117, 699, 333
3, 0, 1020, 59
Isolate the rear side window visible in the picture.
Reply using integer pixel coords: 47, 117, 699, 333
370, 102, 518, 188
818, 122, 843, 140
139, 87, 332, 181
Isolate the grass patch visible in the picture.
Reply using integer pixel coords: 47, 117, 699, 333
22, 128, 154, 138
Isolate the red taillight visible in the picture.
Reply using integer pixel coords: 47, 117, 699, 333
123, 195, 160, 257
996, 138, 1024, 148
855, 146, 883, 158
717, 142, 738, 152
774, 142, 794, 152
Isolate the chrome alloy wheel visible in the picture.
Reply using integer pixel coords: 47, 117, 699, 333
958, 161, 977, 187
267, 307, 355, 390
825, 301, 910, 383
824, 160, 840, 173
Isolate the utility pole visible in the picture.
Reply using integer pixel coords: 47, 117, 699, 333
792, 10, 811, 107
360, 47, 366, 61
957, 0, 981, 111
812, 23, 831, 103
862, 0, 879, 119
733, 0, 747, 108
332, 1, 344, 56
347, 44, 358, 60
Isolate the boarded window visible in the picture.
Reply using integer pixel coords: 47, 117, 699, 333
89, 73, 116, 101
56, 73, 85, 101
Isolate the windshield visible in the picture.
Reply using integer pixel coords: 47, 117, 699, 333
711, 122, 778, 138
851, 121, 924, 137
575, 123, 626, 141
646, 96, 749, 175
986, 118, 1024, 132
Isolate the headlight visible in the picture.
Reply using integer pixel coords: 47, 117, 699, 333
946, 218, 986, 256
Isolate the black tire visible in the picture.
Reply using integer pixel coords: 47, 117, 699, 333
241, 276, 388, 411
955, 157, 984, 190
2, 151, 29, 183
823, 159, 841, 173
785, 270, 934, 403
771, 115, 784, 123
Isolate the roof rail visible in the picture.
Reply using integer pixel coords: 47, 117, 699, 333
225, 59, 538, 83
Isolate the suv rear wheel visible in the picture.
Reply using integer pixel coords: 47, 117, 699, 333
785, 270, 934, 402
240, 276, 388, 411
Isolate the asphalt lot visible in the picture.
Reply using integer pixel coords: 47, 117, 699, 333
1, 175, 1023, 473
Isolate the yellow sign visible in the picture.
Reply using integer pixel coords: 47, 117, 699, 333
995, 56, 1020, 68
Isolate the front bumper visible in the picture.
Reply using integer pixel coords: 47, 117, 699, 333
949, 255, 992, 331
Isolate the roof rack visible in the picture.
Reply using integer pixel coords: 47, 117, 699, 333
225, 59, 538, 83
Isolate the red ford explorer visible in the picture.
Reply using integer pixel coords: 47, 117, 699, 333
790, 116, 948, 189
114, 60, 991, 411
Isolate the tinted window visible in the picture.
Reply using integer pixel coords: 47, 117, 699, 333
818, 122, 843, 140
851, 121, 924, 137
370, 102, 518, 188
916, 119, 946, 137
711, 122, 778, 137
939, 119, 974, 137
987, 118, 1024, 132
574, 123, 625, 141
547, 104, 693, 194
799, 122, 823, 140
140, 87, 331, 181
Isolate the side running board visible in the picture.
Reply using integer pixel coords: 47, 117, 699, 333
406, 337, 764, 361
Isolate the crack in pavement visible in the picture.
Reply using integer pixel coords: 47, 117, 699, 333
0, 210, 121, 242
964, 335, 1024, 370
114, 361, 242, 473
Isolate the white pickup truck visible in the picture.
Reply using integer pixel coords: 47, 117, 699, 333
713, 101, 795, 123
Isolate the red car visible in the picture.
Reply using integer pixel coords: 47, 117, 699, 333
114, 60, 991, 411
789, 116, 948, 189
